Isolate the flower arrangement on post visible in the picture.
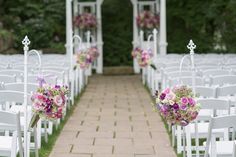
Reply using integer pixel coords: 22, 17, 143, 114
30, 84, 69, 128
136, 11, 160, 30
88, 46, 99, 62
74, 13, 97, 30
137, 49, 153, 67
154, 85, 200, 126
131, 47, 143, 58
76, 50, 92, 69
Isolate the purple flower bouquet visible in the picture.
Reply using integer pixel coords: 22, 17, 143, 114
131, 47, 143, 58
137, 49, 153, 67
155, 85, 200, 126
136, 11, 160, 30
88, 46, 99, 62
74, 13, 97, 30
30, 84, 69, 128
76, 50, 93, 69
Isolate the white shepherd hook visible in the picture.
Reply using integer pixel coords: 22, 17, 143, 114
22, 36, 42, 157
179, 39, 198, 157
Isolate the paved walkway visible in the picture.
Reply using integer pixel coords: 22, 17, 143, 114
50, 75, 176, 157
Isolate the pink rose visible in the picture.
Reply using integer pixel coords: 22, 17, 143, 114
163, 88, 170, 94
188, 98, 196, 106
53, 95, 64, 107
181, 97, 188, 105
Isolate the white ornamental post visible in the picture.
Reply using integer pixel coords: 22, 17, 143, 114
22, 36, 30, 157
86, 31, 92, 76
66, 0, 74, 104
131, 0, 140, 74
22, 36, 42, 157
73, 35, 83, 93
159, 0, 167, 55
187, 40, 196, 94
152, 28, 158, 92
187, 40, 199, 157
96, 0, 104, 74
179, 39, 197, 157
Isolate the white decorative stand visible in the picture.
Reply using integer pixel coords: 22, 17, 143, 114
178, 39, 197, 157
72, 0, 104, 74
22, 36, 42, 157
73, 35, 83, 95
130, 0, 165, 73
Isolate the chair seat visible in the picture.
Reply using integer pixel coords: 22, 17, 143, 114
206, 141, 236, 156
216, 141, 234, 156
0, 136, 12, 150
0, 136, 19, 156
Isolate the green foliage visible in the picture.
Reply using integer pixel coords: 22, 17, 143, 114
0, 0, 65, 52
167, 0, 236, 53
102, 0, 133, 66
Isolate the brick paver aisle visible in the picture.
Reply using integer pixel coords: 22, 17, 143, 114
50, 75, 176, 157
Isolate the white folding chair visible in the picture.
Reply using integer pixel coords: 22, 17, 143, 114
0, 111, 23, 157
216, 85, 236, 114
210, 75, 236, 87
0, 90, 39, 156
184, 98, 230, 157
195, 86, 217, 98
204, 115, 236, 157
0, 70, 24, 82
0, 75, 16, 83
168, 76, 204, 88
42, 70, 65, 85
202, 69, 231, 77
3, 83, 38, 92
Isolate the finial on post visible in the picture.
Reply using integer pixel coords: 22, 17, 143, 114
22, 36, 31, 51
187, 39, 196, 55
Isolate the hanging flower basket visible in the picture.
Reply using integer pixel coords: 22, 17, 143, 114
137, 49, 153, 67
29, 84, 69, 128
131, 47, 143, 58
136, 11, 160, 30
154, 85, 200, 126
76, 50, 93, 69
88, 46, 99, 62
74, 13, 97, 30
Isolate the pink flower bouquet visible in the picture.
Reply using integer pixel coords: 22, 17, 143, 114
30, 84, 69, 127
137, 49, 153, 67
155, 85, 200, 126
74, 13, 97, 30
136, 11, 160, 30
76, 50, 92, 69
131, 47, 143, 58
88, 46, 99, 62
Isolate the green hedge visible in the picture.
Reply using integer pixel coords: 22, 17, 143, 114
0, 0, 235, 65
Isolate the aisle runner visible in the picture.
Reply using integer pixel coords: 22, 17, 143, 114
50, 75, 176, 157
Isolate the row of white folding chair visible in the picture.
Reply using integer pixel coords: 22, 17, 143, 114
0, 91, 38, 157
0, 110, 23, 157
167, 74, 236, 89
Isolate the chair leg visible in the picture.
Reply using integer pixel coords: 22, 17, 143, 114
172, 125, 175, 147
44, 121, 48, 143
33, 126, 39, 157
